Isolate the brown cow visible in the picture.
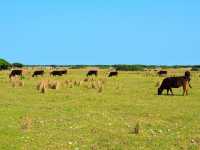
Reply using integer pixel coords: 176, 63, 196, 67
108, 71, 118, 77
158, 71, 192, 96
158, 70, 167, 76
50, 70, 67, 76
87, 70, 98, 77
9, 70, 23, 78
32, 70, 44, 77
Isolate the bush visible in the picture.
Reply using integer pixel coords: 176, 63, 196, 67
112, 65, 146, 71
0, 59, 11, 70
191, 67, 200, 71
12, 63, 24, 68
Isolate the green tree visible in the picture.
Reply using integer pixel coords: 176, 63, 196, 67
0, 58, 11, 70
12, 62, 24, 68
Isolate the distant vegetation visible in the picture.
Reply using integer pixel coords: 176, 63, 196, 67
1, 58, 200, 71
0, 59, 11, 70
0, 59, 24, 70
12, 62, 24, 68
26, 64, 200, 71
191, 65, 200, 71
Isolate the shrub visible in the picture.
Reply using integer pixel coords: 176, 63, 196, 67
0, 58, 11, 70
12, 62, 24, 68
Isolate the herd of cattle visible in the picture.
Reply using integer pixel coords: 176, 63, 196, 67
9, 69, 118, 78
7, 69, 193, 96
9, 69, 169, 79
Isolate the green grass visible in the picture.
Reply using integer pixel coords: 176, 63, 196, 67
0, 70, 200, 150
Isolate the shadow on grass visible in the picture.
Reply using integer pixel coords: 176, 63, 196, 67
154, 93, 185, 97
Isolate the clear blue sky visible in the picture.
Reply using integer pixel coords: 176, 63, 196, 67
0, 0, 200, 65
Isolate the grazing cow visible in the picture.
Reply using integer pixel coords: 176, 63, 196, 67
50, 70, 67, 76
158, 70, 167, 76
108, 71, 118, 77
32, 70, 44, 77
158, 71, 192, 96
9, 70, 23, 78
87, 70, 98, 77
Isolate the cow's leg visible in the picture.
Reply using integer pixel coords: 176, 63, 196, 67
186, 89, 188, 95
186, 83, 189, 95
183, 86, 186, 96
170, 88, 174, 95
183, 82, 189, 96
183, 88, 186, 96
167, 89, 169, 95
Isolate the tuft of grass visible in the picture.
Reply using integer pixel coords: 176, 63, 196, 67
48, 81, 60, 90
20, 115, 32, 132
37, 80, 48, 93
10, 77, 24, 88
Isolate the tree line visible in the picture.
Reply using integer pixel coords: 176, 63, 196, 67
1, 58, 200, 71
0, 59, 23, 70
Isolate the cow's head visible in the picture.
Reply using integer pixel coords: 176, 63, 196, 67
185, 71, 191, 79
158, 88, 163, 95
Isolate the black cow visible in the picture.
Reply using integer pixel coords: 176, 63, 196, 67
32, 70, 44, 77
50, 70, 67, 76
158, 71, 191, 96
108, 71, 118, 77
9, 70, 23, 78
158, 70, 167, 76
87, 70, 98, 77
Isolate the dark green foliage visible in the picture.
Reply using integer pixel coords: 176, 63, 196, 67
12, 63, 24, 68
0, 59, 11, 70
24, 64, 200, 71
113, 64, 146, 71
191, 66, 200, 71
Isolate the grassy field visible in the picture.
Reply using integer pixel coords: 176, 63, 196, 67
0, 69, 200, 150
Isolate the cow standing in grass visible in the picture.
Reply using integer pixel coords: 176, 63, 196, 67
158, 71, 192, 96
158, 70, 167, 76
50, 70, 67, 76
108, 71, 118, 77
87, 70, 98, 77
32, 70, 44, 77
9, 70, 23, 79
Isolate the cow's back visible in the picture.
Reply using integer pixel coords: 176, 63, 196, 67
9, 70, 23, 78
160, 77, 185, 89
87, 70, 98, 76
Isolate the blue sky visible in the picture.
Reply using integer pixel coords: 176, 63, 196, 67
0, 0, 200, 65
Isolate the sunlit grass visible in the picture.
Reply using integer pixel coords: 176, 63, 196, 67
0, 69, 199, 150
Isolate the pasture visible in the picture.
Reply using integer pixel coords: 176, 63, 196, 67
0, 69, 200, 150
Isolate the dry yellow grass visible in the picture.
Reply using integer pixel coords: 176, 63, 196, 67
37, 80, 48, 93
20, 115, 32, 132
10, 77, 24, 88
48, 81, 60, 90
